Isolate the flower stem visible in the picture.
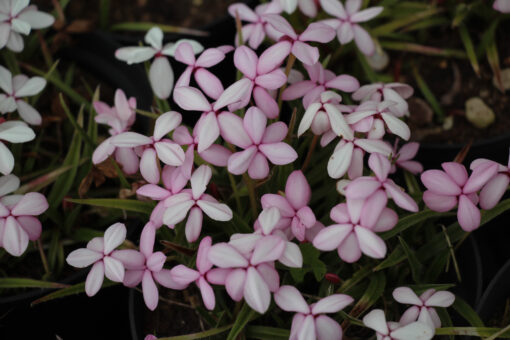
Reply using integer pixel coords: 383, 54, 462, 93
37, 239, 50, 276
228, 171, 242, 215
243, 173, 258, 219
302, 135, 319, 171
277, 53, 296, 111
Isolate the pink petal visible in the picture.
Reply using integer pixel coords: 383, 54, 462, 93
292, 41, 319, 66
85, 261, 105, 297
463, 162, 498, 194
441, 162, 468, 187
174, 42, 196, 65
282, 81, 316, 101
399, 306, 420, 325
111, 249, 145, 270
261, 193, 295, 217
253, 86, 279, 119
149, 57, 174, 99
390, 321, 434, 339
110, 132, 152, 147
153, 268, 187, 289
255, 69, 287, 90
225, 268, 247, 301
425, 290, 455, 307
351, 6, 383, 22
312, 294, 354, 314
457, 194, 481, 231
299, 315, 317, 340
381, 112, 410, 140
66, 247, 102, 268
185, 206, 203, 242
285, 171, 311, 209
16, 215, 41, 240
173, 86, 211, 112
326, 74, 360, 92
234, 46, 258, 79
248, 152, 270, 179
123, 269, 144, 287
338, 232, 361, 263
337, 22, 355, 44
162, 196, 194, 226
213, 78, 253, 111
197, 199, 232, 221
140, 148, 160, 184
274, 285, 310, 313
368, 152, 390, 181
328, 142, 354, 179
137, 184, 170, 200
355, 226, 386, 259
372, 208, 398, 232
259, 142, 297, 165
206, 268, 232, 285
345, 177, 380, 199
324, 103, 354, 140
299, 22, 335, 43
197, 236, 213, 274
218, 112, 252, 148
384, 181, 419, 212
421, 170, 461, 196
196, 48, 226, 67
316, 315, 343, 340
422, 191, 457, 212
142, 271, 159, 310
153, 111, 182, 141
103, 222, 126, 254
197, 277, 216, 310
190, 165, 211, 199
313, 224, 352, 251
479, 174, 509, 210
363, 309, 389, 335
244, 266, 271, 313
195, 68, 224, 100
320, 0, 347, 19
256, 263, 280, 292
170, 264, 200, 286
251, 235, 286, 265
196, 112, 220, 153
11, 192, 48, 216
244, 107, 267, 144
114, 147, 139, 175
353, 25, 375, 56
257, 41, 293, 74
92, 138, 115, 164
104, 256, 125, 282
360, 189, 388, 228
228, 3, 258, 22
248, 23, 265, 49
228, 146, 258, 175
208, 243, 249, 268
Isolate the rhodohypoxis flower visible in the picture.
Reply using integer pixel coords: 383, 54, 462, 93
421, 161, 498, 231
174, 42, 232, 100
231, 45, 288, 118
0, 66, 47, 125
264, 14, 335, 65
345, 153, 419, 212
390, 142, 423, 175
260, 171, 316, 241
313, 195, 397, 262
352, 82, 414, 117
277, 0, 320, 17
320, 0, 383, 56
115, 27, 203, 99
92, 89, 139, 174
363, 309, 434, 340
470, 154, 510, 210
123, 224, 187, 310
393, 287, 455, 329
163, 165, 233, 242
66, 223, 131, 296
274, 285, 353, 340
0, 120, 35, 175
282, 62, 359, 109
0, 0, 55, 52
494, 0, 510, 13
228, 2, 282, 49
173, 79, 252, 153
0, 174, 19, 197
208, 235, 284, 313
0, 191, 48, 256
219, 106, 298, 179
111, 111, 185, 184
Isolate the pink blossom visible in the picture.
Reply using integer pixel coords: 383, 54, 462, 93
393, 287, 455, 329
470, 154, 510, 210
0, 1, 55, 52
0, 174, 19, 197
260, 171, 316, 241
363, 309, 434, 340
274, 285, 353, 340
352, 82, 414, 117
174, 42, 232, 100
345, 153, 419, 212
219, 107, 297, 179
92, 89, 140, 174
0, 120, 35, 175
320, 0, 383, 56
163, 165, 233, 242
0, 190, 47, 257
313, 195, 397, 262
0, 65, 47, 125
282, 62, 359, 109
115, 27, 203, 99
66, 223, 132, 296
390, 142, 423, 175
264, 14, 336, 65
111, 111, 185, 183
421, 161, 498, 231
494, 0, 510, 13
277, 0, 320, 17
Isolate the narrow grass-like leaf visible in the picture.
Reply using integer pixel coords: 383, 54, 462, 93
31, 280, 117, 306
245, 326, 290, 340
99, 0, 110, 30
412, 65, 445, 122
373, 245, 404, 271
136, 108, 160, 119
435, 327, 510, 337
452, 296, 484, 327
487, 39, 504, 92
458, 24, 480, 76
0, 278, 69, 289
60, 94, 95, 147
226, 303, 257, 340
356, 50, 378, 83
399, 236, 423, 283
372, 8, 441, 36
345, 272, 386, 327
380, 41, 466, 59
111, 22, 209, 37
66, 198, 155, 214
380, 210, 451, 240
338, 265, 372, 294
157, 324, 233, 340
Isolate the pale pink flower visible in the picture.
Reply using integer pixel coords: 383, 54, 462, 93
115, 27, 203, 99
228, 2, 282, 49
111, 111, 185, 184
363, 309, 435, 340
0, 65, 46, 125
390, 142, 423, 175
421, 161, 498, 231
264, 14, 335, 65
282, 62, 359, 109
66, 223, 132, 296
320, 0, 383, 56
173, 79, 252, 153
174, 42, 232, 100
0, 120, 35, 175
0, 174, 19, 197
230, 45, 288, 118
92, 89, 140, 174
313, 196, 397, 262
0, 0, 55, 52
494, 0, 510, 13
219, 106, 297, 179
393, 287, 455, 329
470, 154, 510, 210
345, 153, 419, 212
274, 285, 353, 340
163, 165, 233, 242
352, 82, 414, 117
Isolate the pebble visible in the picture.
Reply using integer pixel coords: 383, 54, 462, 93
408, 97, 433, 126
493, 68, 510, 91
465, 97, 495, 129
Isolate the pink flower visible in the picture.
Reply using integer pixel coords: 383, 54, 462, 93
390, 142, 423, 175
494, 0, 510, 13
264, 14, 336, 65
92, 90, 140, 174
173, 79, 252, 153
345, 153, 419, 212
0, 120, 35, 175
66, 223, 131, 296
163, 165, 233, 242
111, 111, 185, 183
320, 0, 383, 56
313, 195, 397, 262
277, 0, 320, 17
0, 1, 55, 52
0, 65, 47, 125
282, 62, 359, 109
352, 82, 414, 117
421, 161, 498, 231
122, 224, 186, 310
363, 309, 434, 340
274, 285, 353, 340
174, 42, 232, 100
219, 107, 297, 179
470, 154, 510, 210
228, 2, 282, 49
393, 287, 455, 329
0, 174, 19, 197
260, 171, 316, 241
231, 45, 288, 118
115, 27, 203, 99
0, 191, 48, 256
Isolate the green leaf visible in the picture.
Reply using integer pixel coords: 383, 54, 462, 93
412, 64, 445, 122
435, 327, 510, 337
459, 24, 480, 76
245, 326, 290, 340
290, 243, 326, 283
372, 8, 441, 36
380, 41, 466, 59
31, 280, 117, 306
157, 324, 232, 340
0, 278, 68, 289
399, 236, 423, 283
66, 198, 155, 215
452, 296, 484, 327
226, 303, 256, 340
373, 245, 404, 271
348, 272, 386, 320
337, 265, 372, 294
380, 210, 452, 240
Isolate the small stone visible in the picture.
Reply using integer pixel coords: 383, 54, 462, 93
479, 89, 490, 98
493, 68, 510, 91
442, 115, 454, 130
367, 47, 389, 71
408, 97, 433, 126
465, 97, 495, 129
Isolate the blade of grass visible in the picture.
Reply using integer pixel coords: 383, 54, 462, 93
0, 278, 69, 289
412, 64, 445, 122
458, 24, 480, 77
487, 39, 504, 92
65, 198, 155, 215
380, 41, 466, 58
59, 94, 95, 148
99, 0, 110, 30
372, 8, 441, 36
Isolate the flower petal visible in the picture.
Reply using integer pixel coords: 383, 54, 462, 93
274, 285, 309, 313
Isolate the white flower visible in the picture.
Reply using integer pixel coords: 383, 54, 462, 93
0, 120, 35, 175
